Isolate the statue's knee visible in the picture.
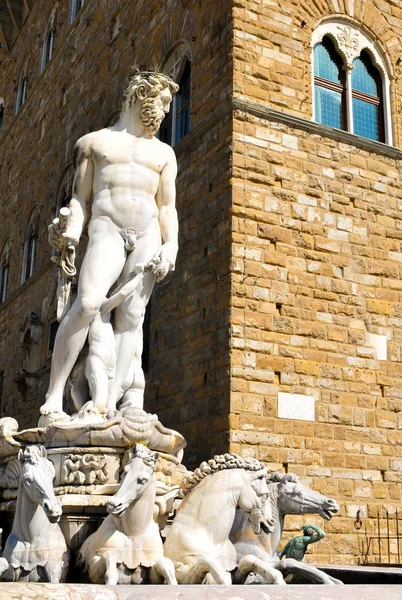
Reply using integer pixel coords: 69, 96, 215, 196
123, 308, 144, 330
79, 296, 102, 319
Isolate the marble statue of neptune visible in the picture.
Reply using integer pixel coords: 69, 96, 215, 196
40, 71, 179, 421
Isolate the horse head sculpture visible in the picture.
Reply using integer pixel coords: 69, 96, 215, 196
1, 444, 68, 583
230, 471, 341, 586
19, 445, 62, 523
78, 444, 177, 585
164, 453, 280, 585
106, 444, 158, 517
274, 473, 339, 521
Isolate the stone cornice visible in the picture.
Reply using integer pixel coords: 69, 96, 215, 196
231, 96, 402, 160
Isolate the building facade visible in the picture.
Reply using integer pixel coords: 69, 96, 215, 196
0, 0, 402, 565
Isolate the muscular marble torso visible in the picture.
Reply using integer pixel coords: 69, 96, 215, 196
86, 128, 170, 232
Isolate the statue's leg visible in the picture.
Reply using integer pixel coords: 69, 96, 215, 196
85, 314, 116, 414
108, 225, 161, 411
176, 555, 232, 585
150, 556, 178, 584
274, 558, 338, 585
238, 555, 286, 585
42, 220, 126, 416
44, 559, 63, 583
0, 558, 10, 581
104, 552, 119, 585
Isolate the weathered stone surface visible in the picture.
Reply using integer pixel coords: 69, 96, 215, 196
0, 584, 401, 599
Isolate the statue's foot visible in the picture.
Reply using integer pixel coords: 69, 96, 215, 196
40, 396, 64, 416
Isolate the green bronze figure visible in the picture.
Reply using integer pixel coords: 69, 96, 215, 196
279, 525, 326, 561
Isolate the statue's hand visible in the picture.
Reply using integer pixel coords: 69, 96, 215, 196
149, 243, 176, 282
48, 221, 79, 251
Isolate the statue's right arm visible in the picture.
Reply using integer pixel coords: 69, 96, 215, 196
65, 136, 94, 246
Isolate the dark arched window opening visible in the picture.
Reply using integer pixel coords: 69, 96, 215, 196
160, 60, 191, 146
314, 37, 346, 130
23, 231, 38, 283
41, 12, 57, 71
175, 60, 191, 144
16, 74, 28, 113
352, 52, 384, 142
71, 0, 85, 22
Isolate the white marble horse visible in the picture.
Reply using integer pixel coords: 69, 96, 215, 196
78, 444, 177, 584
230, 472, 340, 585
164, 453, 284, 585
1, 445, 68, 582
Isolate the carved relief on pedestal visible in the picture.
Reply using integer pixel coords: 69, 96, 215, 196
62, 453, 109, 485
49, 447, 122, 490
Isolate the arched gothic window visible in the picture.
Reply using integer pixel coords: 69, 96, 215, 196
16, 68, 28, 114
41, 10, 57, 72
160, 42, 192, 147
71, 0, 85, 22
22, 216, 38, 283
0, 241, 10, 303
312, 22, 392, 144
352, 52, 383, 141
314, 37, 345, 130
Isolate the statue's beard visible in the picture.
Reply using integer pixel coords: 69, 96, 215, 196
141, 97, 165, 136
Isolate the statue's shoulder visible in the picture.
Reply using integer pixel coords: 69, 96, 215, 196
73, 130, 109, 165
154, 137, 177, 167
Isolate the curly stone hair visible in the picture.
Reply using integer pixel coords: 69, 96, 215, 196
122, 70, 179, 113
181, 453, 267, 496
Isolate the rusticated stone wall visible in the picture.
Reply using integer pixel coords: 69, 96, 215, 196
230, 0, 402, 565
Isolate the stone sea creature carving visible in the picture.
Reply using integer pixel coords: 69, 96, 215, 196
230, 472, 341, 585
164, 453, 284, 585
1, 445, 68, 582
78, 444, 177, 584
0, 410, 186, 459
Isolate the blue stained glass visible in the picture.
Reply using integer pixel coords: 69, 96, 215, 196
314, 85, 343, 129
314, 38, 343, 83
352, 53, 379, 96
352, 97, 380, 141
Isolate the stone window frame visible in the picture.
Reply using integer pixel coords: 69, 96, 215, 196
16, 63, 29, 114
0, 239, 11, 303
160, 40, 192, 147
21, 211, 39, 284
311, 19, 393, 145
41, 8, 57, 73
70, 0, 85, 23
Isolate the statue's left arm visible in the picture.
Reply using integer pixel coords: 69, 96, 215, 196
152, 145, 178, 282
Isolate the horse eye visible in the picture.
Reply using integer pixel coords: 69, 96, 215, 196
137, 477, 148, 485
23, 475, 32, 485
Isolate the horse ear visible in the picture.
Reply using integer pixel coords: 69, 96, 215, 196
39, 445, 47, 459
154, 452, 160, 461
252, 468, 268, 480
281, 472, 299, 484
17, 449, 23, 462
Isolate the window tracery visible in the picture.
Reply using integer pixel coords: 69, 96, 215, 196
312, 20, 392, 144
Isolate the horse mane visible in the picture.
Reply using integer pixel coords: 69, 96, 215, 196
181, 453, 266, 496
